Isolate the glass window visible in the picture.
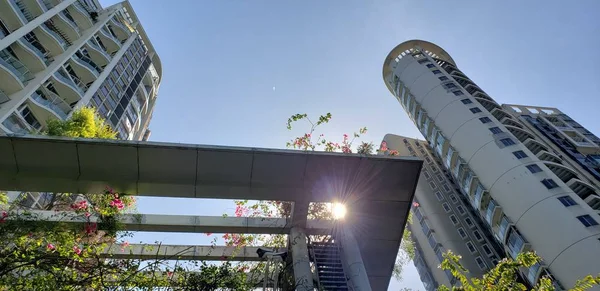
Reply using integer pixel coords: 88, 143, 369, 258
426, 63, 435, 68
466, 241, 476, 253
450, 215, 458, 225
523, 165, 542, 175
423, 170, 431, 179
443, 184, 451, 192
480, 117, 492, 123
429, 181, 437, 189
541, 178, 559, 189
461, 99, 472, 104
421, 219, 431, 234
513, 150, 528, 159
473, 230, 483, 241
445, 83, 457, 89
577, 215, 599, 227
558, 196, 578, 207
453, 90, 464, 96
489, 127, 502, 134
497, 216, 509, 242
435, 192, 444, 201
475, 257, 486, 270
482, 244, 493, 256
439, 76, 449, 81
418, 59, 429, 64
457, 205, 465, 215
414, 207, 423, 221
500, 138, 516, 146
432, 69, 442, 74
470, 107, 482, 114
465, 217, 474, 227
428, 233, 438, 249
442, 203, 451, 212
449, 195, 457, 203
436, 175, 444, 182
506, 228, 524, 258
457, 228, 467, 238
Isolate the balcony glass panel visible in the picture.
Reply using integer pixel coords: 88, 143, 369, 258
0, 51, 33, 83
486, 199, 497, 224
506, 228, 524, 259
2, 113, 30, 134
31, 91, 70, 119
473, 183, 484, 209
436, 133, 446, 157
445, 147, 454, 169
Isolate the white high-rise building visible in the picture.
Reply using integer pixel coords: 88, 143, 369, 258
383, 40, 600, 289
0, 0, 161, 141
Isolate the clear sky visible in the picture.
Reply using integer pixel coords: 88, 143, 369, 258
100, 0, 600, 289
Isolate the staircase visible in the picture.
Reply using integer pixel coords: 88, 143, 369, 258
311, 242, 349, 291
44, 21, 72, 46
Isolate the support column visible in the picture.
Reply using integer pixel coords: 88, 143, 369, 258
290, 227, 314, 291
340, 225, 372, 291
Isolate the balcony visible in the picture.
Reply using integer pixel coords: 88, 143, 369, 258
69, 54, 100, 83
51, 11, 80, 43
84, 40, 110, 67
1, 113, 33, 134
0, 0, 28, 32
109, 18, 130, 41
485, 200, 502, 227
35, 24, 67, 56
98, 27, 121, 53
21, 0, 47, 19
51, 70, 83, 105
0, 89, 9, 105
13, 37, 49, 72
0, 52, 33, 94
66, 0, 94, 30
29, 90, 71, 120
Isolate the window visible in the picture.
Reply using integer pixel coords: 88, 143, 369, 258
436, 175, 444, 182
418, 59, 429, 64
442, 203, 451, 212
443, 184, 451, 192
527, 164, 543, 173
558, 196, 578, 207
489, 127, 502, 134
541, 178, 559, 189
445, 83, 457, 89
448, 194, 456, 203
428, 233, 438, 249
473, 230, 483, 241
475, 257, 486, 270
423, 170, 431, 179
435, 192, 444, 201
439, 76, 449, 81
466, 241, 476, 253
482, 244, 493, 256
414, 207, 423, 221
457, 228, 467, 239
429, 181, 437, 189
457, 205, 465, 215
450, 215, 459, 225
500, 138, 516, 146
461, 99, 472, 104
513, 150, 528, 159
432, 69, 441, 74
470, 107, 482, 114
465, 217, 474, 227
453, 90, 464, 96
426, 64, 435, 68
479, 117, 492, 124
577, 215, 599, 227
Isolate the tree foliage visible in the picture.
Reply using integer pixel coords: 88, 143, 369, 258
439, 250, 600, 291
46, 107, 117, 139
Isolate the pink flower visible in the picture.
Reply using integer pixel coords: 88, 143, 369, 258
1, 211, 7, 218
167, 271, 174, 278
47, 243, 55, 251
85, 222, 97, 234
121, 241, 130, 248
105, 186, 114, 194
85, 212, 91, 217
73, 245, 82, 255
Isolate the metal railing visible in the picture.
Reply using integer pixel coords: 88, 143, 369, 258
0, 52, 34, 84
0, 89, 9, 105
86, 40, 111, 60
2, 113, 32, 134
37, 0, 54, 11
20, 37, 51, 65
30, 91, 70, 119
54, 70, 84, 96
58, 11, 80, 34
72, 54, 101, 74
10, 0, 30, 24
40, 23, 68, 49
100, 27, 121, 46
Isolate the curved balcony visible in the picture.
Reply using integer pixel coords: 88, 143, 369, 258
109, 18, 130, 41
98, 27, 121, 53
35, 24, 67, 57
51, 11, 80, 43
0, 0, 27, 32
69, 55, 100, 84
0, 53, 32, 94
29, 90, 71, 120
13, 37, 48, 72
68, 0, 95, 29
84, 41, 110, 67
1, 113, 33, 134
51, 71, 83, 105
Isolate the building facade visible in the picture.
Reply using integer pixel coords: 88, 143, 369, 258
0, 0, 161, 208
0, 0, 161, 141
383, 40, 600, 289
383, 134, 504, 290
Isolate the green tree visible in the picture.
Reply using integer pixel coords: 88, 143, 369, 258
439, 250, 600, 291
46, 106, 117, 139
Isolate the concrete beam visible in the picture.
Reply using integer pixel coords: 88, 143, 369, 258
13, 210, 334, 235
102, 244, 263, 261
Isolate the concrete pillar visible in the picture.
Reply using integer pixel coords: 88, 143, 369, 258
340, 225, 372, 291
290, 227, 314, 291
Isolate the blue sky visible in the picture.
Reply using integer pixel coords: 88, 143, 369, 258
100, 0, 600, 289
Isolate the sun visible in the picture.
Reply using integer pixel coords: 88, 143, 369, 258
332, 202, 347, 220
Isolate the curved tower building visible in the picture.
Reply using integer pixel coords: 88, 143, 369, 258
383, 40, 600, 289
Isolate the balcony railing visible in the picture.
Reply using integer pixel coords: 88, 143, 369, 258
2, 113, 32, 134
86, 40, 111, 60
54, 70, 84, 96
20, 37, 51, 65
40, 23, 68, 49
73, 54, 101, 74
31, 91, 70, 119
9, 0, 30, 24
0, 89, 9, 104
37, 0, 54, 11
0, 52, 33, 84
58, 10, 80, 34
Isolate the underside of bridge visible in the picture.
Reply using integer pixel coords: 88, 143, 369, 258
0, 135, 422, 290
